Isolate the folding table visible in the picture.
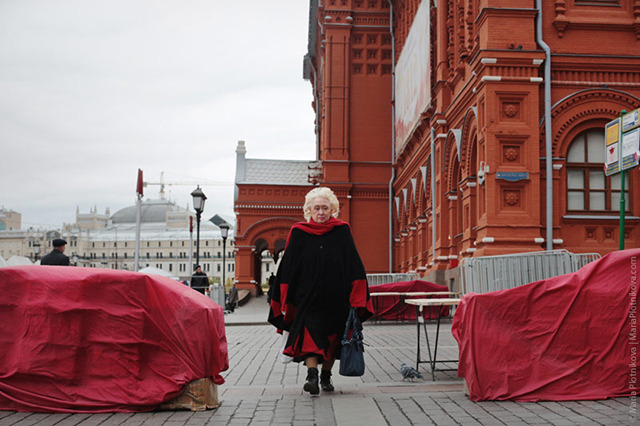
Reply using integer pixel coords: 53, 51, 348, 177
405, 298, 461, 380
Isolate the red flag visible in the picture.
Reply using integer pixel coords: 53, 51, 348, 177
136, 169, 144, 197
189, 216, 193, 233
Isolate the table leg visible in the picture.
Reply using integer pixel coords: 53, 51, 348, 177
415, 305, 434, 379
431, 308, 442, 381
373, 296, 379, 322
415, 305, 420, 370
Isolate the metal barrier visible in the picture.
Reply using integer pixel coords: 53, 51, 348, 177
460, 249, 601, 294
209, 283, 226, 310
367, 273, 420, 286
572, 253, 602, 270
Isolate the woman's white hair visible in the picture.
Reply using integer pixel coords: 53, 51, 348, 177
303, 187, 340, 221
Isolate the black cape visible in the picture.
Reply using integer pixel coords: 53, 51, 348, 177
268, 221, 373, 363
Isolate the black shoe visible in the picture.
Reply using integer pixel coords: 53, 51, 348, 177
303, 367, 319, 395
320, 370, 334, 392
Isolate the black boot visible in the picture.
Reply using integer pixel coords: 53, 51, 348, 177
303, 367, 319, 395
320, 370, 334, 392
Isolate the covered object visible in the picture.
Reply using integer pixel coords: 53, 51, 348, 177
452, 248, 638, 401
371, 280, 450, 321
0, 266, 228, 412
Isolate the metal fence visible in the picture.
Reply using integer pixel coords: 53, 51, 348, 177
367, 273, 420, 286
209, 282, 226, 310
460, 249, 601, 294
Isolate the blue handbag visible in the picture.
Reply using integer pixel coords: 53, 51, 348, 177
339, 307, 365, 377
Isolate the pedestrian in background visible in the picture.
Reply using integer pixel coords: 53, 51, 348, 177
267, 272, 275, 303
40, 239, 70, 266
268, 187, 373, 395
227, 284, 238, 312
191, 265, 209, 294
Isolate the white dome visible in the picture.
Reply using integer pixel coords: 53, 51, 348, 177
110, 199, 188, 224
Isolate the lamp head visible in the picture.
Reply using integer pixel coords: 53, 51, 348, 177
191, 186, 207, 213
219, 222, 230, 240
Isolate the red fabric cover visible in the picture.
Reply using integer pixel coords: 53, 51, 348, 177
452, 249, 638, 402
372, 280, 450, 320
0, 266, 229, 413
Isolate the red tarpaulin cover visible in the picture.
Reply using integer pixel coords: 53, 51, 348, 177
452, 248, 638, 402
371, 280, 450, 320
0, 266, 229, 413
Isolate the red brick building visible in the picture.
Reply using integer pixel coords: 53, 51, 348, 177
388, 0, 639, 286
234, 0, 640, 293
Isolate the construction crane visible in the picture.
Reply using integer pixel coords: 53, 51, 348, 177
143, 171, 233, 199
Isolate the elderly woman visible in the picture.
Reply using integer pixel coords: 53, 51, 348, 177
268, 187, 373, 395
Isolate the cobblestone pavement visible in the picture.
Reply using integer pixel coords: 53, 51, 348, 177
0, 298, 636, 425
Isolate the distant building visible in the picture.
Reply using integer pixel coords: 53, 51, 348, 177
71, 199, 236, 282
0, 199, 261, 285
0, 208, 21, 231
75, 206, 110, 231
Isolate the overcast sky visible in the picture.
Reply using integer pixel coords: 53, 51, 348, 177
0, 0, 316, 229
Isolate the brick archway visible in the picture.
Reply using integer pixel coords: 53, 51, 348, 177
234, 216, 299, 295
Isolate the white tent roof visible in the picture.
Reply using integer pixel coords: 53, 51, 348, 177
0, 255, 7, 267
138, 266, 179, 280
7, 255, 33, 266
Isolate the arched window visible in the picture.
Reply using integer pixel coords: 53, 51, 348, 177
566, 129, 629, 212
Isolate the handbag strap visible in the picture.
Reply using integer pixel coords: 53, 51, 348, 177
342, 307, 363, 343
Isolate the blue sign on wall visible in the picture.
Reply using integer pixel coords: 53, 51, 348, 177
496, 172, 529, 182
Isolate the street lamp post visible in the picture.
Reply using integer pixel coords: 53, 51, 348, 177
219, 222, 230, 301
191, 186, 207, 271
33, 241, 40, 262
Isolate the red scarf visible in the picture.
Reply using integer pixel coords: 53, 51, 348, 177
286, 217, 350, 247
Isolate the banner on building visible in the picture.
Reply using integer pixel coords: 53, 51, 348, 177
394, 0, 430, 158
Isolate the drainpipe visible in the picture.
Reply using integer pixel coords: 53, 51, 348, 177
431, 127, 437, 262
388, 0, 396, 273
536, 0, 553, 251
